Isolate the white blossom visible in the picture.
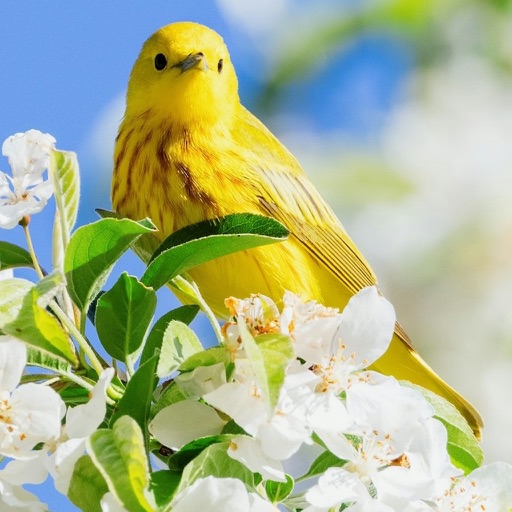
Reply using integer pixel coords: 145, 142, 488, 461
304, 468, 378, 510
430, 461, 512, 511
170, 476, 276, 512
291, 287, 395, 381
2, 368, 114, 495
373, 418, 460, 504
284, 288, 395, 436
204, 358, 313, 464
0, 130, 55, 229
0, 367, 116, 511
309, 379, 458, 507
46, 368, 114, 494
0, 336, 64, 458
174, 362, 226, 397
0, 454, 49, 487
223, 294, 281, 354
228, 435, 285, 482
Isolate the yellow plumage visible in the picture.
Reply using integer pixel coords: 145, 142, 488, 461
112, 21, 483, 436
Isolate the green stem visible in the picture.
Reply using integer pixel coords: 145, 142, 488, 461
50, 299, 104, 377
22, 220, 45, 280
50, 300, 120, 403
61, 371, 116, 405
172, 275, 224, 345
61, 371, 94, 391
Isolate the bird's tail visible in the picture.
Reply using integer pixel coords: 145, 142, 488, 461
370, 324, 483, 439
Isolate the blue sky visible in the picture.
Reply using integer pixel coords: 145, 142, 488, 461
0, 2, 411, 509
1, 2, 227, 145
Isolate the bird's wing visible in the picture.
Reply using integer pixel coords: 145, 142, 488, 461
235, 107, 377, 295
256, 167, 378, 294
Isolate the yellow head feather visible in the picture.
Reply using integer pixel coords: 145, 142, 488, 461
126, 22, 239, 127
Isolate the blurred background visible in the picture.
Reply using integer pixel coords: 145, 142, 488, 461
1, 0, 512, 507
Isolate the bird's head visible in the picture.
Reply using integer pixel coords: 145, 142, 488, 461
125, 22, 239, 129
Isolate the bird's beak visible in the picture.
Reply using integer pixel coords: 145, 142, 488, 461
175, 52, 209, 73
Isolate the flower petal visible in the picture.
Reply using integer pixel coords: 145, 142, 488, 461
228, 435, 286, 482
338, 287, 396, 368
6, 383, 65, 454
305, 468, 369, 508
171, 476, 274, 512
0, 337, 26, 392
2, 130, 56, 177
46, 437, 86, 494
0, 453, 48, 486
0, 478, 47, 511
204, 382, 268, 436
65, 368, 114, 439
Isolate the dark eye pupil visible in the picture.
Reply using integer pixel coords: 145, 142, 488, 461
154, 53, 167, 71
217, 59, 224, 73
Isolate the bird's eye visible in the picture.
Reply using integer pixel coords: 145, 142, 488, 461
154, 53, 167, 71
217, 59, 224, 74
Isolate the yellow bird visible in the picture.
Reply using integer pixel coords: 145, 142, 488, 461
112, 21, 483, 436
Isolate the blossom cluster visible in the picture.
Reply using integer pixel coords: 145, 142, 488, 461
148, 288, 512, 511
0, 333, 113, 510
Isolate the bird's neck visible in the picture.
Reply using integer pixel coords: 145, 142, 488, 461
130, 107, 237, 151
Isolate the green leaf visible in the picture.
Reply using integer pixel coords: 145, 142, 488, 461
50, 149, 80, 271
88, 416, 154, 512
404, 383, 483, 473
0, 241, 33, 271
1, 276, 77, 364
26, 346, 73, 375
140, 305, 199, 367
150, 470, 181, 509
265, 474, 294, 503
50, 149, 80, 240
64, 217, 156, 316
238, 322, 294, 412
179, 346, 231, 373
97, 208, 161, 265
96, 208, 122, 220
141, 213, 289, 290
221, 420, 248, 436
58, 384, 93, 407
151, 213, 289, 259
68, 455, 109, 512
177, 442, 256, 494
156, 320, 203, 378
167, 435, 235, 472
96, 272, 156, 366
111, 355, 159, 443
33, 269, 66, 307
0, 278, 34, 326
257, 333, 295, 408
298, 450, 347, 482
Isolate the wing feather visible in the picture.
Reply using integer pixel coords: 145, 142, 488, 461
234, 106, 377, 294
255, 166, 377, 294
